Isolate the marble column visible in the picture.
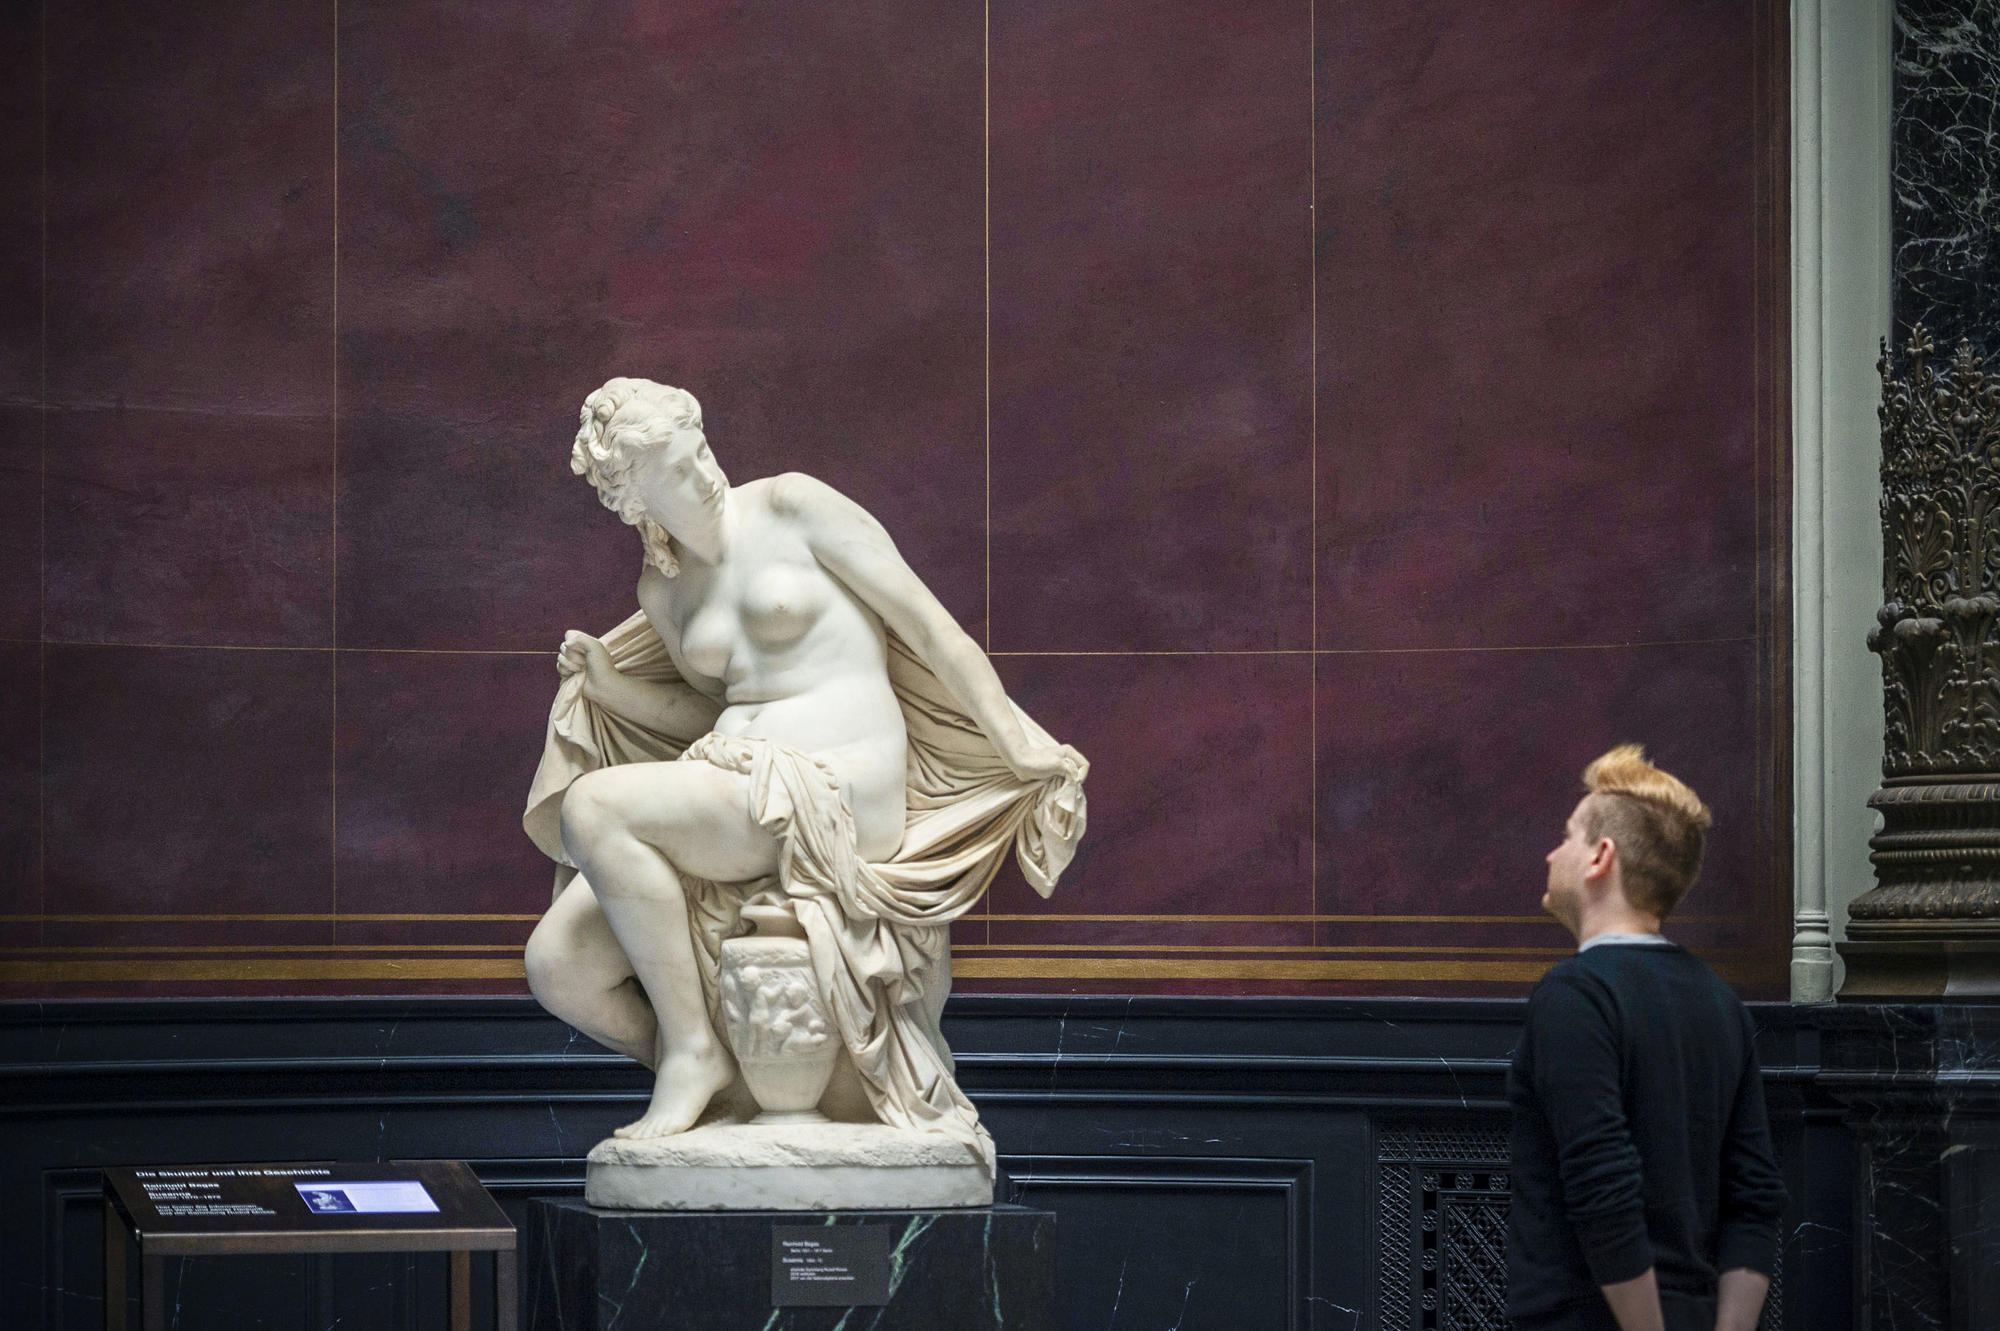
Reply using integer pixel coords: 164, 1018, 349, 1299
1792, 0, 1891, 1003
1843, 328, 2000, 997
1891, 0, 2000, 357
1840, 0, 2000, 998
1822, 6, 2000, 1327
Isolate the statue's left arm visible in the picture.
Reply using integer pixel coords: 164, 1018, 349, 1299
775, 473, 1085, 785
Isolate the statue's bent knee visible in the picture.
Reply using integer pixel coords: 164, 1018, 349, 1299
558, 770, 625, 860
522, 919, 566, 1004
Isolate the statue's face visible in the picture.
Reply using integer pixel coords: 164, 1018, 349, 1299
631, 416, 727, 531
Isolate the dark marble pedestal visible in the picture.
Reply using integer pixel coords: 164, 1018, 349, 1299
1838, 935, 2000, 999
524, 1200, 1055, 1330
1819, 1005, 2000, 1331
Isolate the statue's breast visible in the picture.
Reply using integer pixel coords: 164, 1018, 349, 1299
639, 565, 729, 690
738, 562, 828, 652
663, 559, 828, 685
675, 606, 735, 682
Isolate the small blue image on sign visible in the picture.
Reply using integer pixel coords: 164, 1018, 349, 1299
300, 1190, 357, 1214
294, 1181, 437, 1215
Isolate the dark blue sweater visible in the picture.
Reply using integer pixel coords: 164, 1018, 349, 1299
1504, 943, 1785, 1324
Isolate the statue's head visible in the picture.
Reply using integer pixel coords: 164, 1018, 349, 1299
572, 378, 721, 576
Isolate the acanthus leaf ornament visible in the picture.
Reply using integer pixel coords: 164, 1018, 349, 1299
1872, 328, 2000, 775
1856, 326, 2000, 932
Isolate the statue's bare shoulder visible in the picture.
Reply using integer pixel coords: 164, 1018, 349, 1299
765, 471, 895, 548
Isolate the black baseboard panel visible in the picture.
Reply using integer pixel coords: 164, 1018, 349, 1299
0, 996, 1850, 1331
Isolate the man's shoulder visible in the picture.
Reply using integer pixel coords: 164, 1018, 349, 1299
1576, 939, 1737, 991
1525, 955, 1611, 1014
1570, 943, 1757, 1038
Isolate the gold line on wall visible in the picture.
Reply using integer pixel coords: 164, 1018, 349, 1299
0, 913, 544, 923
36, 1, 48, 948
1, 944, 527, 955
950, 957, 1787, 984
1308, 0, 1320, 951
0, 957, 1787, 985
951, 943, 1574, 955
4, 943, 1769, 962
983, 0, 994, 952
0, 911, 1754, 926
982, 636, 1756, 658
0, 959, 530, 982
330, 0, 342, 947
950, 957, 1558, 981
0, 911, 1319, 923
975, 913, 1748, 924
977, 913, 1556, 922
949, 943, 1768, 958
36, 640, 547, 656
36, 639, 1758, 660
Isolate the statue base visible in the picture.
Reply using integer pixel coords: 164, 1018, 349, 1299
584, 1121, 993, 1210
524, 1199, 1054, 1330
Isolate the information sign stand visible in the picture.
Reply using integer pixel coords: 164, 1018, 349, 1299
101, 1160, 516, 1331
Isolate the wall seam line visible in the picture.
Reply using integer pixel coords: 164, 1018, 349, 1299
330, 0, 341, 945
1308, 0, 1318, 949
37, 0, 49, 947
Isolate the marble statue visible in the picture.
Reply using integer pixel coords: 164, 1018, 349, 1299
521, 378, 1087, 1208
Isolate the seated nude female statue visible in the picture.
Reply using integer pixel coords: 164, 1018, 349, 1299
521, 378, 1086, 1147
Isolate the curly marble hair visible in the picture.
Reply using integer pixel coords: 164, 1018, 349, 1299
571, 377, 703, 577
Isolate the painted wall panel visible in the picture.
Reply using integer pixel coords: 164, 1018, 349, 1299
0, 0, 1788, 998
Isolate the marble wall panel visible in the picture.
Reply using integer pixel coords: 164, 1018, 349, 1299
0, 643, 40, 947
334, 403, 636, 654
44, 0, 335, 414
333, 650, 552, 948
43, 407, 334, 647
1893, 0, 2000, 352
957, 652, 1315, 992
1317, 640, 1781, 982
1316, 0, 1759, 652
336, 0, 986, 650
40, 645, 334, 945
0, 407, 39, 642
0, 3, 40, 407
987, 0, 1314, 653
1821, 1006, 2000, 1329
0, 2, 1788, 998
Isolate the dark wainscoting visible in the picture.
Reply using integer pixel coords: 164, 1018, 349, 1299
0, 997, 1851, 1331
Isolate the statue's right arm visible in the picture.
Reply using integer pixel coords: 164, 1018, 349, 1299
592, 671, 722, 737
561, 630, 723, 737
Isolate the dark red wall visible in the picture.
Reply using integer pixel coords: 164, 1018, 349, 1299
0, 0, 1790, 998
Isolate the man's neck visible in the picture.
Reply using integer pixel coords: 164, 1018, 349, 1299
1572, 909, 1663, 948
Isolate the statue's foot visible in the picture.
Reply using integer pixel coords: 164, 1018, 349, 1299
612, 1042, 736, 1140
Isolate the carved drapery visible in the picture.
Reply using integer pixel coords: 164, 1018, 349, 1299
1847, 328, 2000, 994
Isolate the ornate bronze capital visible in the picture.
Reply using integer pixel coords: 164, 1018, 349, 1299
1847, 329, 2000, 995
1871, 327, 2000, 778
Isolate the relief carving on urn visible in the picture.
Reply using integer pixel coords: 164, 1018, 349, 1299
716, 901, 838, 1125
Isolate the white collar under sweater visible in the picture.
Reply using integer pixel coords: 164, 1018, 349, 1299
1577, 931, 1674, 952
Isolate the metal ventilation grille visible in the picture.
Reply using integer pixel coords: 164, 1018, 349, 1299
1378, 1123, 1511, 1331
1376, 1121, 1784, 1331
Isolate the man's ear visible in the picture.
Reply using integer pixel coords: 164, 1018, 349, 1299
1583, 837, 1617, 883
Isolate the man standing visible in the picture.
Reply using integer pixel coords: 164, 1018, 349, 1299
1505, 746, 1785, 1331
